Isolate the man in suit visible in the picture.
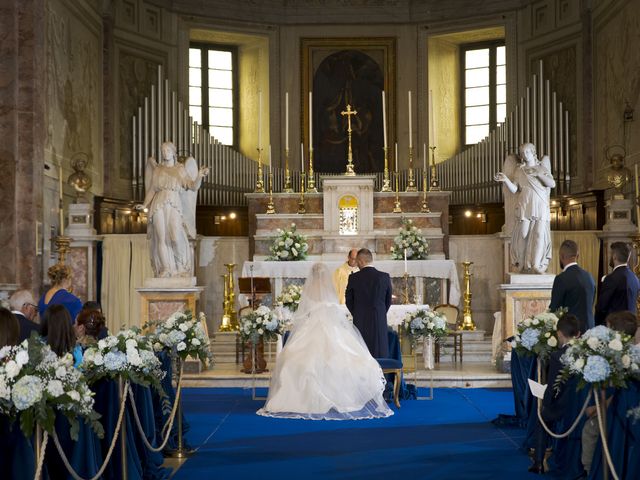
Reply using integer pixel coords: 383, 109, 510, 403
548, 240, 595, 332
346, 248, 392, 358
530, 314, 581, 474
9, 289, 39, 342
595, 241, 640, 326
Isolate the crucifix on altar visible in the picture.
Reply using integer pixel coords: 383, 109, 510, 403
340, 104, 358, 176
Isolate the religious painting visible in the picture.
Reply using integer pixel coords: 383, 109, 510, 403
338, 195, 359, 235
301, 38, 396, 174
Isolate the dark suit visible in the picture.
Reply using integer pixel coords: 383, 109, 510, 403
548, 263, 595, 332
12, 311, 39, 343
345, 266, 392, 358
595, 265, 640, 326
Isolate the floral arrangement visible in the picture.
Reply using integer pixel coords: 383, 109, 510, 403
558, 325, 640, 390
80, 328, 165, 393
512, 311, 562, 361
402, 308, 448, 343
268, 223, 309, 261
239, 305, 284, 344
275, 284, 303, 312
390, 218, 429, 260
0, 336, 103, 440
149, 310, 212, 365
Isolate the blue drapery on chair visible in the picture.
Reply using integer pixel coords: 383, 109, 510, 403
385, 328, 416, 401
588, 381, 640, 480
0, 416, 35, 480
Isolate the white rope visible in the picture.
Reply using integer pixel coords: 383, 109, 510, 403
128, 365, 183, 452
49, 381, 130, 480
594, 388, 620, 480
536, 389, 592, 438
33, 430, 49, 480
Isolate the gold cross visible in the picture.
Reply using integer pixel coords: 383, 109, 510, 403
340, 104, 358, 133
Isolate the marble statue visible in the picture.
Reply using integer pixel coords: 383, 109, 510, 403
136, 142, 209, 278
495, 143, 556, 274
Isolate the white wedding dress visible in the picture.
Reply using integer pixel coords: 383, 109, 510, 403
257, 263, 393, 420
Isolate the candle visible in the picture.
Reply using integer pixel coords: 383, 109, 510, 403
285, 92, 289, 150
404, 248, 408, 273
635, 163, 640, 233
382, 90, 387, 149
395, 142, 398, 171
301, 142, 305, 172
423, 143, 427, 173
408, 91, 412, 148
308, 91, 313, 151
428, 90, 435, 146
258, 90, 262, 149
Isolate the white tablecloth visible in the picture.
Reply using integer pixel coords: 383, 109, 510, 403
241, 260, 461, 305
386, 304, 428, 327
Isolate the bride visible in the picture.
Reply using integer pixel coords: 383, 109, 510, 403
257, 263, 393, 420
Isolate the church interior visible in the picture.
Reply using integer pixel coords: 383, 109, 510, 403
2, 0, 640, 478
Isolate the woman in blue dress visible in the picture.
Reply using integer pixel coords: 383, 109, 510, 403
38, 264, 82, 322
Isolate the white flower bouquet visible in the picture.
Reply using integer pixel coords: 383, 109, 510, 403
267, 223, 309, 261
239, 305, 284, 344
390, 218, 429, 260
0, 337, 103, 440
80, 328, 165, 393
559, 325, 640, 390
149, 310, 212, 365
402, 308, 448, 343
512, 311, 562, 361
275, 284, 303, 312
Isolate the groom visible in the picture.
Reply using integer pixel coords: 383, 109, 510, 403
346, 248, 392, 358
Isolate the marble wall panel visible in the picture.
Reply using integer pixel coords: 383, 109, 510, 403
68, 246, 88, 302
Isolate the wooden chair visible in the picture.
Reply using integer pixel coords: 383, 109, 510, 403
433, 304, 463, 363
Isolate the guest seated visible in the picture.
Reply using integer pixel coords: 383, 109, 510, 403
40, 304, 83, 366
75, 308, 106, 350
8, 289, 39, 342
81, 301, 108, 339
39, 264, 83, 322
0, 308, 36, 480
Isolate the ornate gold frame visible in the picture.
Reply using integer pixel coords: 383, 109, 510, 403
300, 37, 397, 153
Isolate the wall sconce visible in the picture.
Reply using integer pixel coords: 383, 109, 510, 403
476, 212, 487, 223
229, 212, 237, 220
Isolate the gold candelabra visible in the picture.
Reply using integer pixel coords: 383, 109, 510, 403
406, 146, 417, 191
429, 146, 440, 191
341, 104, 357, 176
393, 171, 402, 213
298, 172, 306, 214
254, 148, 265, 193
266, 172, 276, 214
54, 235, 72, 265
421, 170, 430, 213
630, 233, 640, 314
283, 148, 293, 192
402, 272, 410, 304
307, 149, 317, 193
381, 146, 392, 191
219, 264, 238, 331
461, 261, 476, 330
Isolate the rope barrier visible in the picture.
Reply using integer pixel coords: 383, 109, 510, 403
594, 388, 620, 480
47, 381, 130, 480
128, 365, 184, 452
34, 431, 48, 480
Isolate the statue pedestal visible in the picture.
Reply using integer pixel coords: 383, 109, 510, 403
603, 197, 635, 232
498, 273, 553, 341
136, 284, 203, 326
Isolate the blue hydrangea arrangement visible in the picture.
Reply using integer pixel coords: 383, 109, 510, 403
512, 310, 563, 361
239, 305, 285, 344
402, 308, 448, 343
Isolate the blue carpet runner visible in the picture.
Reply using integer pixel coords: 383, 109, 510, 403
172, 387, 545, 480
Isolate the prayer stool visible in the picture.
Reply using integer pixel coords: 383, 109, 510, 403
376, 357, 402, 408
433, 304, 463, 364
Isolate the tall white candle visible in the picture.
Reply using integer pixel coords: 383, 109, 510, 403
308, 91, 313, 150
258, 90, 262, 149
285, 92, 289, 150
408, 91, 412, 148
382, 90, 387, 149
428, 90, 435, 146
404, 248, 408, 273
395, 142, 398, 171
635, 164, 640, 233
301, 142, 305, 172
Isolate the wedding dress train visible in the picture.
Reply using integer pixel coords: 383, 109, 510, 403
257, 263, 393, 420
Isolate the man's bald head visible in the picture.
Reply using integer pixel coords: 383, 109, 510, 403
347, 249, 358, 267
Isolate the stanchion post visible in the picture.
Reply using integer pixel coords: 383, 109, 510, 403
34, 424, 42, 480
167, 357, 194, 458
600, 387, 609, 480
118, 378, 128, 480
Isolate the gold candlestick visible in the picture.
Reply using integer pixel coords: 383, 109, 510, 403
254, 148, 265, 193
266, 172, 276, 214
219, 274, 233, 331
225, 263, 238, 330
461, 261, 476, 330
630, 233, 640, 314
340, 104, 357, 176
429, 145, 440, 191
307, 149, 317, 193
283, 148, 293, 192
405, 146, 417, 191
298, 172, 306, 214
381, 146, 392, 191
421, 170, 430, 213
55, 235, 72, 265
393, 171, 402, 213
402, 272, 410, 305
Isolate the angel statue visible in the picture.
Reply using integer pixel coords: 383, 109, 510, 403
494, 143, 556, 274
136, 142, 209, 278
